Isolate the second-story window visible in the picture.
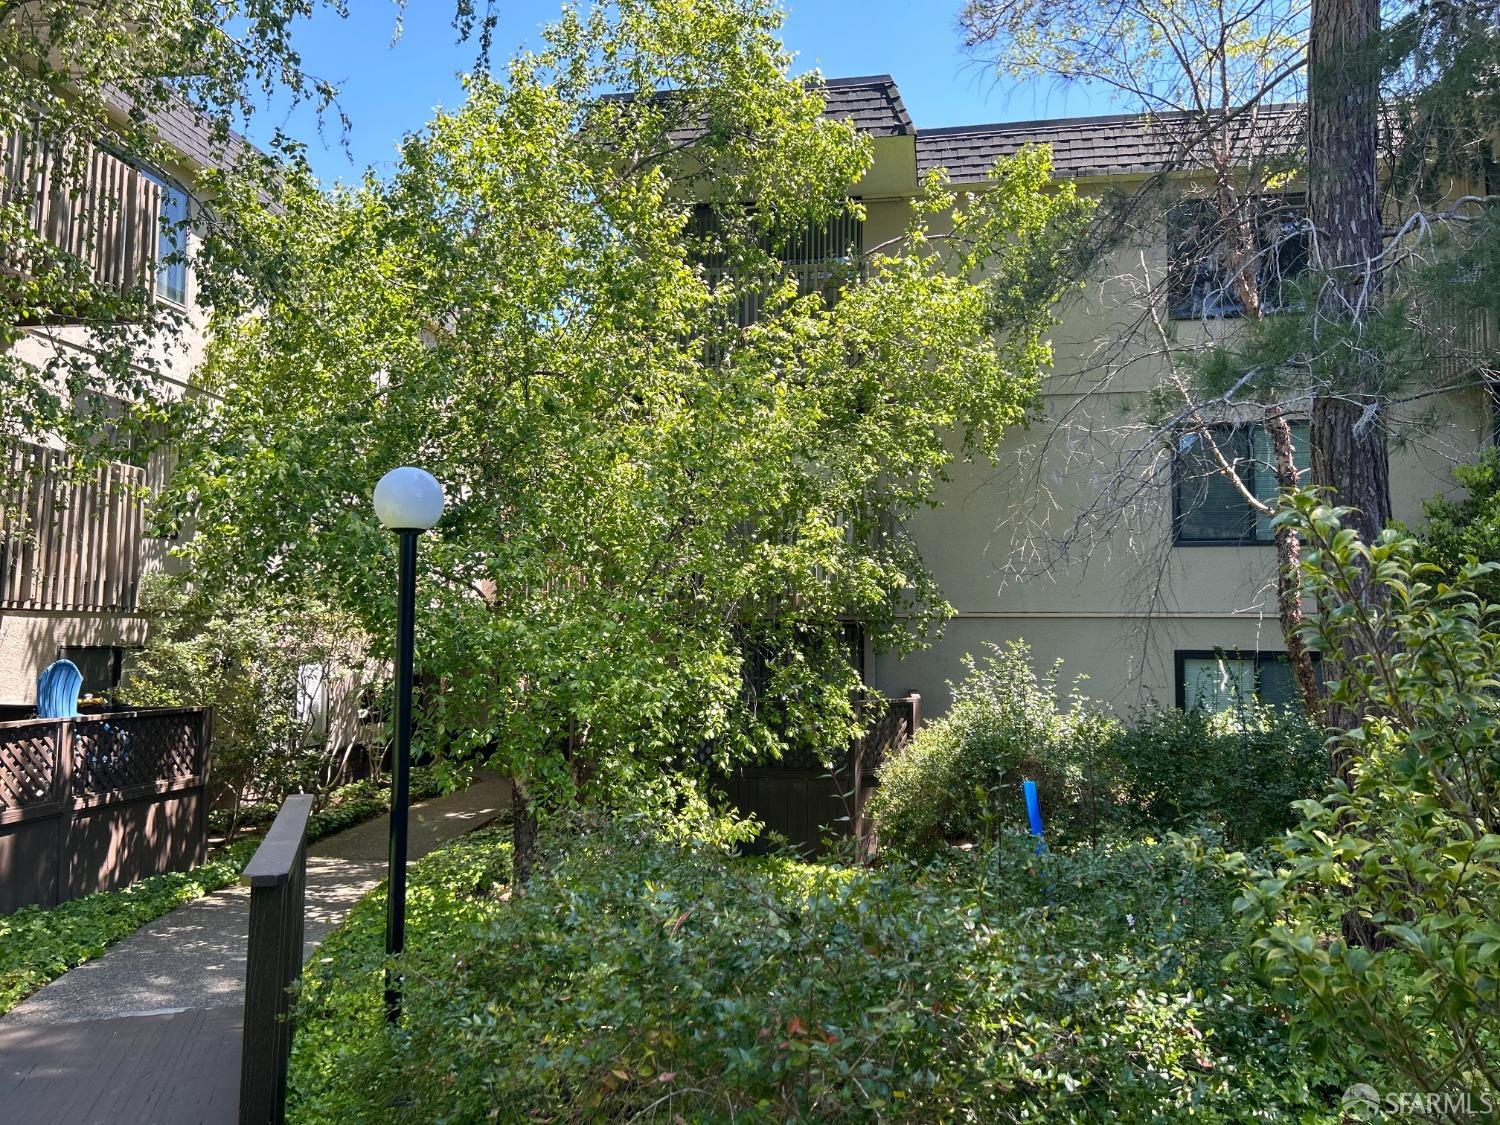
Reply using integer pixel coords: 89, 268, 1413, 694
1174, 421, 1309, 544
1167, 194, 1308, 320
143, 169, 189, 306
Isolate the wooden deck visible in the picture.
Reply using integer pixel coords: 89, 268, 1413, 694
0, 1007, 240, 1124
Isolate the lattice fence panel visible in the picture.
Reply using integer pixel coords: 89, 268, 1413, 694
72, 712, 200, 797
0, 724, 58, 810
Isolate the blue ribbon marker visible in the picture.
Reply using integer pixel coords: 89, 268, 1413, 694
1023, 779, 1046, 855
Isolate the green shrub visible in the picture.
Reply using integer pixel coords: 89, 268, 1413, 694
1410, 447, 1500, 604
1103, 705, 1328, 849
872, 643, 1329, 856
870, 642, 1117, 854
1237, 494, 1500, 1105
119, 571, 375, 834
290, 816, 1342, 1122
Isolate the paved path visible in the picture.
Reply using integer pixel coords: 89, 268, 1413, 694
0, 774, 511, 1122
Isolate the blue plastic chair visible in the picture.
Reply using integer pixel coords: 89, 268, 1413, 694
36, 659, 83, 719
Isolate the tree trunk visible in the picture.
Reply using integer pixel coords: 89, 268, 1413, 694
1265, 411, 1323, 720
511, 780, 537, 886
1308, 0, 1389, 740
1307, 0, 1388, 544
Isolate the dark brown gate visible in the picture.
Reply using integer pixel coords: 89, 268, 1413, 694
722, 694, 920, 855
0, 707, 212, 913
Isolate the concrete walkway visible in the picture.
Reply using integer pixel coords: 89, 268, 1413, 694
0, 774, 511, 1123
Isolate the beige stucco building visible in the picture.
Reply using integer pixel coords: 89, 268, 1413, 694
3, 75, 1489, 725
0, 103, 225, 714
813, 77, 1491, 717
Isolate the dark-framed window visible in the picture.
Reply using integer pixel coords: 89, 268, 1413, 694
58, 645, 125, 698
141, 168, 189, 306
1173, 421, 1309, 545
1168, 194, 1308, 320
1175, 648, 1315, 712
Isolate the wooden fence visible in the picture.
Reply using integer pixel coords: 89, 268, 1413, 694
1, 131, 161, 299
0, 440, 146, 612
0, 708, 211, 913
240, 794, 314, 1125
722, 693, 920, 855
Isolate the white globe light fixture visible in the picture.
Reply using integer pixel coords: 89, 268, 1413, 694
373, 466, 445, 530
371, 464, 444, 1025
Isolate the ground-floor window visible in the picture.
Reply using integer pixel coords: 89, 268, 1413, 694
1175, 648, 1309, 712
58, 645, 125, 698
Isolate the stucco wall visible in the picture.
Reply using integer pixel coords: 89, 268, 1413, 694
860, 169, 1492, 719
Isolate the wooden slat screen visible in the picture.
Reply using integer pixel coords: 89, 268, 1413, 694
690, 205, 865, 328
0, 442, 145, 612
1, 132, 162, 297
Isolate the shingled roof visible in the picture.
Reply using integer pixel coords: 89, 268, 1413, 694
914, 105, 1305, 183
819, 75, 914, 138
105, 86, 264, 174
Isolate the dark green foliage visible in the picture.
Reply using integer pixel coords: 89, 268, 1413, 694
1239, 495, 1500, 1105
289, 818, 1344, 1122
1411, 449, 1500, 603
872, 642, 1329, 856
0, 837, 259, 1016
1103, 706, 1329, 850
869, 642, 1116, 854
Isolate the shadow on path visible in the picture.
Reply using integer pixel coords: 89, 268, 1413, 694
0, 773, 512, 1123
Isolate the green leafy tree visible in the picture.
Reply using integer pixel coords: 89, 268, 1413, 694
119, 572, 373, 836
0, 0, 494, 462
1412, 449, 1500, 605
1236, 493, 1500, 1103
167, 0, 1092, 875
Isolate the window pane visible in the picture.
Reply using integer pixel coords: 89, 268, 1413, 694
1169, 199, 1243, 319
144, 170, 188, 305
1251, 422, 1309, 541
1256, 658, 1298, 709
59, 646, 121, 697
1176, 429, 1251, 542
1182, 656, 1256, 711
1257, 196, 1309, 311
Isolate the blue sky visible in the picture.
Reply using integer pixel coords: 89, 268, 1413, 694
249, 1, 1112, 185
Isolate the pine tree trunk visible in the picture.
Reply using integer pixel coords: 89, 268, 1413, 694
1307, 0, 1390, 744
1307, 0, 1388, 545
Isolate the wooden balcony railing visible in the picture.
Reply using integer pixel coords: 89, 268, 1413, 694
0, 441, 146, 612
1, 132, 161, 302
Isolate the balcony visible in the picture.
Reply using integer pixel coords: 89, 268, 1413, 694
0, 441, 146, 613
1, 132, 162, 315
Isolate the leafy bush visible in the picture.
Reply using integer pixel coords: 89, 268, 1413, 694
871, 642, 1327, 856
1103, 705, 1328, 849
1237, 494, 1500, 1104
870, 642, 1117, 854
119, 571, 375, 835
1411, 448, 1500, 603
290, 816, 1342, 1122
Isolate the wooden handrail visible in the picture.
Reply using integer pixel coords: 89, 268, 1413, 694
240, 794, 314, 1125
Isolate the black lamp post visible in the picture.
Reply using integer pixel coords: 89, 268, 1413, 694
372, 465, 445, 1024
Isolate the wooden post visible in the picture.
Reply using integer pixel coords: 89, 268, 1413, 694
53, 719, 74, 907
240, 794, 314, 1125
